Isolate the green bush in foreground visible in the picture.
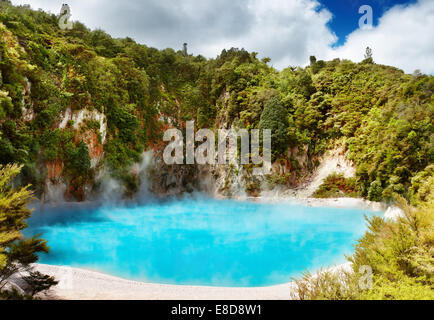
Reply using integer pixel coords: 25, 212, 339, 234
313, 173, 359, 198
0, 164, 57, 300
292, 197, 434, 300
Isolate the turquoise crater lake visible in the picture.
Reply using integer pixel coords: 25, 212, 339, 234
25, 198, 379, 287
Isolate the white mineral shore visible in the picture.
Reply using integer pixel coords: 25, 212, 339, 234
33, 263, 352, 300
253, 196, 388, 212
30, 196, 399, 300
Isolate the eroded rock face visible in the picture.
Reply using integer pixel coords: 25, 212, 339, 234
34, 86, 319, 202
35, 86, 353, 203
151, 157, 200, 196
21, 77, 35, 122
148, 148, 303, 200
46, 160, 64, 181
299, 147, 356, 197
44, 180, 68, 203
39, 108, 108, 202
148, 143, 359, 200
205, 163, 249, 199
80, 131, 104, 169
39, 137, 357, 202
43, 161, 66, 202
59, 107, 107, 145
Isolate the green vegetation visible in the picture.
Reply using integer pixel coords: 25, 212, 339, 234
292, 197, 434, 300
258, 97, 290, 160
0, 2, 431, 203
313, 173, 359, 198
0, 164, 57, 299
0, 1, 431, 300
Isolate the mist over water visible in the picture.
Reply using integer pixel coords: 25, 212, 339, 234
25, 198, 380, 287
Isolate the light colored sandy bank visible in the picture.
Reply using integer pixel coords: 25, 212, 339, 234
33, 263, 352, 300
287, 197, 385, 210
33, 264, 293, 300
247, 196, 388, 212
29, 198, 393, 300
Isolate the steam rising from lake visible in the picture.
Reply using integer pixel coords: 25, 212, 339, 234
25, 198, 380, 287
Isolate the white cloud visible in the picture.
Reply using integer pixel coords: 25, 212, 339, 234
11, 0, 336, 69
329, 0, 434, 74
195, 0, 337, 69
9, 0, 434, 74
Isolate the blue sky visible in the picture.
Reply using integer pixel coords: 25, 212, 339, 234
319, 0, 417, 46
10, 0, 434, 74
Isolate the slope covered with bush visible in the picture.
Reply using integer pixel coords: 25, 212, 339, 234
0, 1, 432, 204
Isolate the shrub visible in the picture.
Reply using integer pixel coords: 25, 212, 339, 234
367, 180, 383, 201
292, 197, 434, 300
258, 97, 290, 159
0, 164, 57, 299
313, 173, 359, 198
409, 164, 434, 206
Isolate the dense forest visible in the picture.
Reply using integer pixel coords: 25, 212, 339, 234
0, 2, 432, 203
0, 1, 432, 203
0, 1, 432, 300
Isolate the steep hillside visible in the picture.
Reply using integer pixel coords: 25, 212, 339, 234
0, 2, 432, 204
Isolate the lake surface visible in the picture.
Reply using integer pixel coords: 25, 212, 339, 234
25, 198, 379, 287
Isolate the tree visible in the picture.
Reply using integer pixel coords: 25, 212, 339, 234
23, 271, 58, 297
258, 98, 290, 160
309, 56, 317, 66
367, 179, 383, 201
295, 69, 316, 100
311, 59, 326, 74
74, 140, 91, 174
0, 164, 57, 299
